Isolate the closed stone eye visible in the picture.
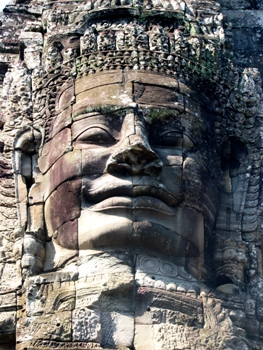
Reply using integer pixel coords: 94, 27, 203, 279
151, 132, 195, 149
76, 127, 116, 144
153, 131, 183, 147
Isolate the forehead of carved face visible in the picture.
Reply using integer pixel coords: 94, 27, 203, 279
39, 72, 220, 259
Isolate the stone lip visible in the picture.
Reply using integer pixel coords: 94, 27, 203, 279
89, 195, 178, 215
83, 179, 183, 207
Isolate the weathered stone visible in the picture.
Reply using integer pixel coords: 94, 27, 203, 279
1, 0, 263, 348
49, 106, 72, 139
17, 311, 72, 343
134, 324, 154, 350
42, 149, 82, 200
0, 311, 16, 347
56, 84, 75, 113
101, 312, 134, 348
38, 127, 72, 174
72, 308, 101, 342
55, 219, 78, 250
44, 179, 81, 237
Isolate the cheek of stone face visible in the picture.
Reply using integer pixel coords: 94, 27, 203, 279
149, 146, 184, 204
81, 147, 113, 176
182, 153, 219, 221
159, 165, 183, 202
44, 179, 81, 250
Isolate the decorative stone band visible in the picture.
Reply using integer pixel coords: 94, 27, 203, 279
42, 2, 221, 34
17, 340, 104, 349
33, 47, 226, 108
41, 18, 225, 83
37, 4, 226, 88
76, 49, 221, 81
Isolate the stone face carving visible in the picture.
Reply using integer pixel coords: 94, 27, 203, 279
1, 0, 263, 349
37, 73, 219, 266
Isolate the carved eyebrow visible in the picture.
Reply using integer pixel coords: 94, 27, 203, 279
73, 107, 134, 121
69, 36, 80, 43
144, 108, 181, 123
73, 112, 104, 122
150, 129, 183, 144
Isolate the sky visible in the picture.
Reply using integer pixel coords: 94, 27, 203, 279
0, 0, 11, 11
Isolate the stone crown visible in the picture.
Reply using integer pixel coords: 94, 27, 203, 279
39, 0, 226, 84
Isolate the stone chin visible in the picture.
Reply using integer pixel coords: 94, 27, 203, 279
78, 205, 203, 258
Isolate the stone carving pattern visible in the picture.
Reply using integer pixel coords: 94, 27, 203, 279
32, 341, 104, 349
42, 20, 223, 82
73, 308, 101, 342
135, 255, 204, 295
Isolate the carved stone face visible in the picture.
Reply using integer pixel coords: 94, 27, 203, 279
39, 71, 220, 260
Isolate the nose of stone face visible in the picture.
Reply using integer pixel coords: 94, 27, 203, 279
106, 133, 163, 176
106, 110, 163, 176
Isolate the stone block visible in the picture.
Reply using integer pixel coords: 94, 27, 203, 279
81, 149, 113, 176
24, 49, 41, 69
135, 255, 196, 294
42, 149, 82, 200
76, 287, 100, 310
245, 299, 256, 316
152, 323, 197, 349
133, 82, 184, 110
38, 280, 76, 314
0, 293, 16, 310
151, 149, 182, 167
55, 84, 75, 112
39, 128, 72, 174
19, 32, 43, 47
44, 241, 78, 271
126, 70, 179, 89
78, 209, 132, 251
244, 317, 259, 338
0, 263, 20, 290
17, 311, 72, 343
27, 203, 44, 232
76, 71, 123, 95
101, 312, 134, 348
16, 174, 28, 228
44, 179, 81, 236
73, 84, 133, 116
0, 311, 16, 336
55, 219, 78, 250
49, 106, 72, 139
72, 308, 101, 342
134, 324, 154, 350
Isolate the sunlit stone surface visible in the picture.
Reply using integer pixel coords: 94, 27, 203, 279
1, 0, 263, 348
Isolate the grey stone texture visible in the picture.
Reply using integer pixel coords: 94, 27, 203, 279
1, 0, 263, 349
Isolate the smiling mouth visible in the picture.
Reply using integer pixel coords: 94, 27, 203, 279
83, 182, 183, 208
89, 196, 178, 215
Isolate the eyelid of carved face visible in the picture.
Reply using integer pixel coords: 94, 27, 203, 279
74, 126, 116, 144
183, 134, 195, 149
152, 131, 183, 148
151, 132, 195, 149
